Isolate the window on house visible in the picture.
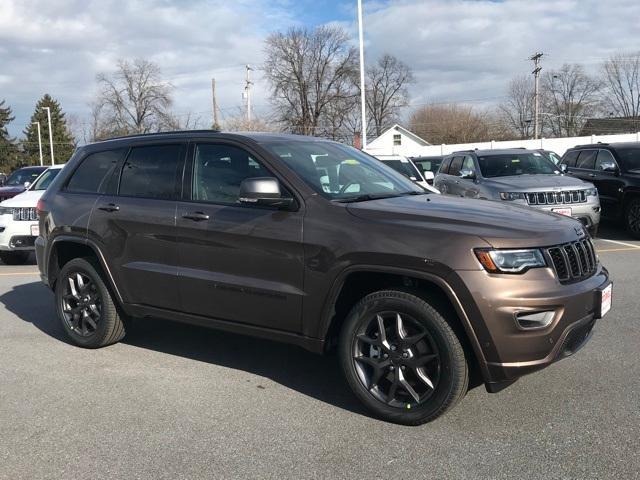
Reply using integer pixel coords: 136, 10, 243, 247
393, 134, 402, 146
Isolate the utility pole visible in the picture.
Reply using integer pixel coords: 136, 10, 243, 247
529, 52, 543, 140
244, 65, 253, 123
43, 106, 55, 165
211, 78, 220, 130
32, 121, 43, 166
357, 0, 367, 149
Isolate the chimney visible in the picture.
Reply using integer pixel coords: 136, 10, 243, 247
354, 131, 362, 150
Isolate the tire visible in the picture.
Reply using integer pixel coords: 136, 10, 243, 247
0, 251, 30, 265
55, 257, 125, 348
339, 290, 468, 425
625, 197, 640, 239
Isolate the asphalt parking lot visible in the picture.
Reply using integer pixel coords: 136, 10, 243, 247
0, 223, 639, 480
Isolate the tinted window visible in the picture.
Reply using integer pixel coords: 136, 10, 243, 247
31, 168, 62, 191
616, 147, 640, 172
595, 150, 618, 171
561, 150, 579, 167
439, 157, 453, 174
192, 144, 275, 204
477, 152, 557, 178
119, 145, 183, 199
414, 157, 443, 175
66, 149, 124, 194
448, 156, 464, 176
576, 150, 597, 170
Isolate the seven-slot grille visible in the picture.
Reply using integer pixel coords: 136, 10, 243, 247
11, 207, 38, 222
547, 238, 597, 283
526, 190, 587, 205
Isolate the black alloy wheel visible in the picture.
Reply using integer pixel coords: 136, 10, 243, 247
626, 198, 640, 239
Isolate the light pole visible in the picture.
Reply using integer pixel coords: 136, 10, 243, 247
357, 0, 367, 149
32, 121, 44, 166
43, 107, 55, 165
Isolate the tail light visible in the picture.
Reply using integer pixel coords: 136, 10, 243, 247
36, 199, 45, 215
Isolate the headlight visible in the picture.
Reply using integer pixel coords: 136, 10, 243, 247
475, 248, 546, 273
0, 207, 13, 216
499, 192, 526, 201
585, 188, 598, 197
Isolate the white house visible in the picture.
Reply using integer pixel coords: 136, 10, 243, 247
365, 124, 430, 157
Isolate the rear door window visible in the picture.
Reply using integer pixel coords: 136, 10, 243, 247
561, 150, 579, 168
66, 149, 125, 194
118, 144, 184, 199
576, 150, 597, 170
439, 157, 452, 174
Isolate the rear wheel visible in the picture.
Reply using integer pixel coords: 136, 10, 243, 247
625, 198, 640, 239
55, 257, 125, 348
0, 251, 30, 265
339, 290, 468, 425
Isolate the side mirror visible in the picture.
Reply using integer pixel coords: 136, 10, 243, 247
459, 169, 476, 180
422, 171, 435, 181
559, 164, 568, 173
599, 161, 618, 174
23, 181, 31, 189
239, 177, 294, 209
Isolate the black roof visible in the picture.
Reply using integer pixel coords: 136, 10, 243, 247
450, 148, 535, 156
570, 142, 640, 150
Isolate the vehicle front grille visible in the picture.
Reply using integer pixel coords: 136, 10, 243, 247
526, 190, 587, 205
11, 207, 38, 222
547, 238, 597, 283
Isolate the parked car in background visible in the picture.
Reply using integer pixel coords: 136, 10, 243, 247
36, 131, 611, 425
0, 165, 64, 264
411, 155, 443, 185
0, 166, 48, 202
561, 142, 640, 238
375, 154, 439, 193
435, 149, 601, 234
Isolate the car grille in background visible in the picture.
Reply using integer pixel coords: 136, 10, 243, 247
547, 238, 597, 283
11, 207, 38, 222
526, 190, 587, 205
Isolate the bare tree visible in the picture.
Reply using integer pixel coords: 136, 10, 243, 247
364, 54, 414, 137
409, 104, 491, 144
263, 25, 358, 137
95, 59, 174, 136
223, 108, 277, 132
601, 52, 640, 118
542, 63, 601, 137
498, 75, 536, 139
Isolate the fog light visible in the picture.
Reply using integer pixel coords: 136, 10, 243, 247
515, 311, 555, 329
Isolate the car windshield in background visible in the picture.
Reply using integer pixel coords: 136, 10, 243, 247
5, 169, 44, 186
262, 141, 422, 201
31, 168, 62, 191
617, 147, 640, 172
414, 158, 443, 174
478, 152, 558, 178
383, 160, 420, 180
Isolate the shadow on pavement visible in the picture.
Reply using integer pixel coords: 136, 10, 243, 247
0, 281, 366, 417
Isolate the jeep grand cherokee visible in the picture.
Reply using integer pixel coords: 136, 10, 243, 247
35, 131, 612, 425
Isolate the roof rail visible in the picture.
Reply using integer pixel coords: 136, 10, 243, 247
573, 142, 609, 148
100, 129, 221, 142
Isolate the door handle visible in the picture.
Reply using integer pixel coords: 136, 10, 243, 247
98, 203, 119, 212
589, 173, 597, 177
182, 212, 210, 221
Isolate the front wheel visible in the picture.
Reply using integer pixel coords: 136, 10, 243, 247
625, 198, 640, 239
55, 257, 125, 348
339, 290, 468, 425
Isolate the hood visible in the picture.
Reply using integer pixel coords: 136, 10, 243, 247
481, 174, 591, 191
0, 189, 45, 207
346, 194, 586, 249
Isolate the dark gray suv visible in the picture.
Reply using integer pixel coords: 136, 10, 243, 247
36, 131, 612, 425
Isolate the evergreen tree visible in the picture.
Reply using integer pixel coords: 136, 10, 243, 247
22, 94, 76, 165
0, 99, 18, 172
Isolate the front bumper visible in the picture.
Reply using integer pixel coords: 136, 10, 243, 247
0, 216, 39, 251
509, 198, 601, 232
454, 264, 610, 387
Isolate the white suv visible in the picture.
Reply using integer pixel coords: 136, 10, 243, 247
0, 165, 64, 264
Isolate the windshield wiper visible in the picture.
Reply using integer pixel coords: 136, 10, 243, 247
333, 193, 403, 203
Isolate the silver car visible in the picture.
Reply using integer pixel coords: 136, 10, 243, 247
434, 149, 601, 234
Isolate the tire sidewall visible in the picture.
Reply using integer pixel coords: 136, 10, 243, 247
626, 198, 640, 238
339, 291, 466, 425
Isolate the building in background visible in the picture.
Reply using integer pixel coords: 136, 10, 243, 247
580, 117, 640, 136
365, 124, 430, 157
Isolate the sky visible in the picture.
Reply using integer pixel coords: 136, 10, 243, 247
1, 0, 639, 139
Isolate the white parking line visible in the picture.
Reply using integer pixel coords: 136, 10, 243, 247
598, 238, 640, 249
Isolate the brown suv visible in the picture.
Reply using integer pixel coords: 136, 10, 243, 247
35, 131, 612, 425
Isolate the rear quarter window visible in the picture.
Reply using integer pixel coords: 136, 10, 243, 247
65, 149, 126, 194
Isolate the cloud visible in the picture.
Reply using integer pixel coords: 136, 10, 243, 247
1, 0, 639, 139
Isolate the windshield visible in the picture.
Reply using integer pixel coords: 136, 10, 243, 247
413, 157, 443, 175
30, 168, 61, 191
617, 147, 640, 172
5, 168, 46, 186
478, 152, 558, 178
382, 159, 421, 181
262, 140, 422, 200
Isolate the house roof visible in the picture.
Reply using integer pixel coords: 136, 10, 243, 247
368, 124, 431, 146
580, 117, 640, 136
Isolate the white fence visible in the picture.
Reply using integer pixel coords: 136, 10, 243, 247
372, 132, 640, 157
